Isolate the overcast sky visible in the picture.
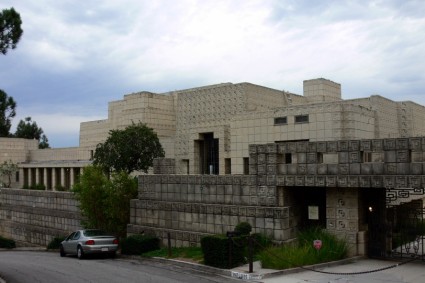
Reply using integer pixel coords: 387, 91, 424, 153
1, 0, 424, 148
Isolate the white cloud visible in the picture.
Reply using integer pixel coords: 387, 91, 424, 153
1, 0, 425, 147
11, 111, 105, 148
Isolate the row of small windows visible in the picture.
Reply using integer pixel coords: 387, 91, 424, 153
274, 115, 309, 125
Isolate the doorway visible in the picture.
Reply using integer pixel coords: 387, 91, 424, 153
196, 133, 219, 175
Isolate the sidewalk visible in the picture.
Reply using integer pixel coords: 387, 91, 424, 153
229, 257, 425, 283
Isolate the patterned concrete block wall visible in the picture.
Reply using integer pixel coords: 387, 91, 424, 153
326, 188, 360, 256
0, 189, 82, 246
133, 137, 425, 255
127, 175, 296, 247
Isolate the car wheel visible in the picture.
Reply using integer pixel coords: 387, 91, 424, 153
110, 251, 116, 259
77, 246, 84, 260
60, 245, 66, 257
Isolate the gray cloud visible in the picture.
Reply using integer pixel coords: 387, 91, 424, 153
1, 0, 424, 147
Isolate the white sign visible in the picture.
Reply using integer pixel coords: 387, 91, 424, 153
308, 206, 319, 220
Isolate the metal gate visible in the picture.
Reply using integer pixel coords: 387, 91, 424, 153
368, 187, 425, 261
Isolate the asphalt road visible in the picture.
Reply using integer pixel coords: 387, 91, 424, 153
0, 251, 240, 283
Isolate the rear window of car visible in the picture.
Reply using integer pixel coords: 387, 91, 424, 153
83, 230, 109, 237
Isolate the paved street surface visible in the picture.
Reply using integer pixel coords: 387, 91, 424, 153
0, 250, 239, 283
2, 249, 425, 283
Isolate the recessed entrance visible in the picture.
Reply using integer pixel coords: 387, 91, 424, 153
196, 133, 219, 175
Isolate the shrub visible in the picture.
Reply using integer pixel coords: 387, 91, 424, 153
251, 233, 272, 255
201, 234, 245, 269
121, 234, 160, 255
28, 183, 45, 190
0, 236, 16, 249
47, 236, 66, 249
235, 222, 252, 235
258, 227, 348, 270
55, 185, 66, 191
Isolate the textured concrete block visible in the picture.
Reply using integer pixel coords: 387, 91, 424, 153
410, 137, 422, 151
397, 163, 410, 174
328, 164, 339, 174
267, 165, 276, 174
297, 164, 307, 175
385, 163, 397, 174
396, 176, 408, 188
396, 150, 410, 163
288, 164, 297, 175
326, 141, 338, 152
338, 152, 349, 163
338, 140, 349, 151
396, 138, 409, 150
349, 152, 361, 163
307, 164, 317, 174
338, 164, 350, 175
361, 164, 372, 175
317, 142, 327, 152
296, 153, 306, 163
349, 164, 360, 175
296, 141, 308, 152
409, 176, 421, 188
384, 139, 396, 150
317, 164, 327, 175
360, 176, 371, 187
372, 163, 384, 174
277, 164, 287, 175
266, 143, 277, 153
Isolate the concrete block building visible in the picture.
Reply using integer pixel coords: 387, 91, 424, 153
2, 78, 425, 190
2, 78, 425, 257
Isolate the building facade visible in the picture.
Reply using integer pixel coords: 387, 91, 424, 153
3, 78, 425, 189
1, 78, 425, 257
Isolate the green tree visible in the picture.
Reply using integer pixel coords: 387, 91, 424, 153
39, 134, 49, 149
0, 160, 18, 188
72, 166, 138, 237
0, 7, 23, 55
14, 117, 50, 148
0, 89, 16, 137
93, 123, 164, 175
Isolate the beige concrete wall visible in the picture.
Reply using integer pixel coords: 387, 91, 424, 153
76, 78, 425, 175
79, 92, 176, 155
79, 119, 110, 149
29, 147, 93, 162
0, 138, 39, 188
0, 189, 82, 246
0, 138, 38, 163
303, 78, 342, 102
229, 102, 376, 174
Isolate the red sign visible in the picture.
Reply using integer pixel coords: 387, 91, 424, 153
313, 240, 322, 250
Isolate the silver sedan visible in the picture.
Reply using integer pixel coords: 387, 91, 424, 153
60, 229, 119, 259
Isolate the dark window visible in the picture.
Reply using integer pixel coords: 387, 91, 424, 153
295, 115, 309, 123
274, 117, 287, 125
225, 158, 231, 174
84, 229, 108, 237
243, 158, 249, 175
15, 171, 19, 182
317, 153, 324, 164
73, 231, 81, 240
363, 152, 372, 163
285, 153, 292, 164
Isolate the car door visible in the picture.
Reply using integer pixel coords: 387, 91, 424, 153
68, 231, 81, 253
62, 232, 76, 254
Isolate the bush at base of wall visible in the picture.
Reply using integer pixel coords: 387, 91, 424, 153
0, 236, 16, 249
47, 236, 66, 249
121, 234, 160, 255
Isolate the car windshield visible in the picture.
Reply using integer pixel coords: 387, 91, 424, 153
83, 230, 109, 237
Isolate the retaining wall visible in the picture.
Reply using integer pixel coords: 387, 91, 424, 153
0, 189, 82, 246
